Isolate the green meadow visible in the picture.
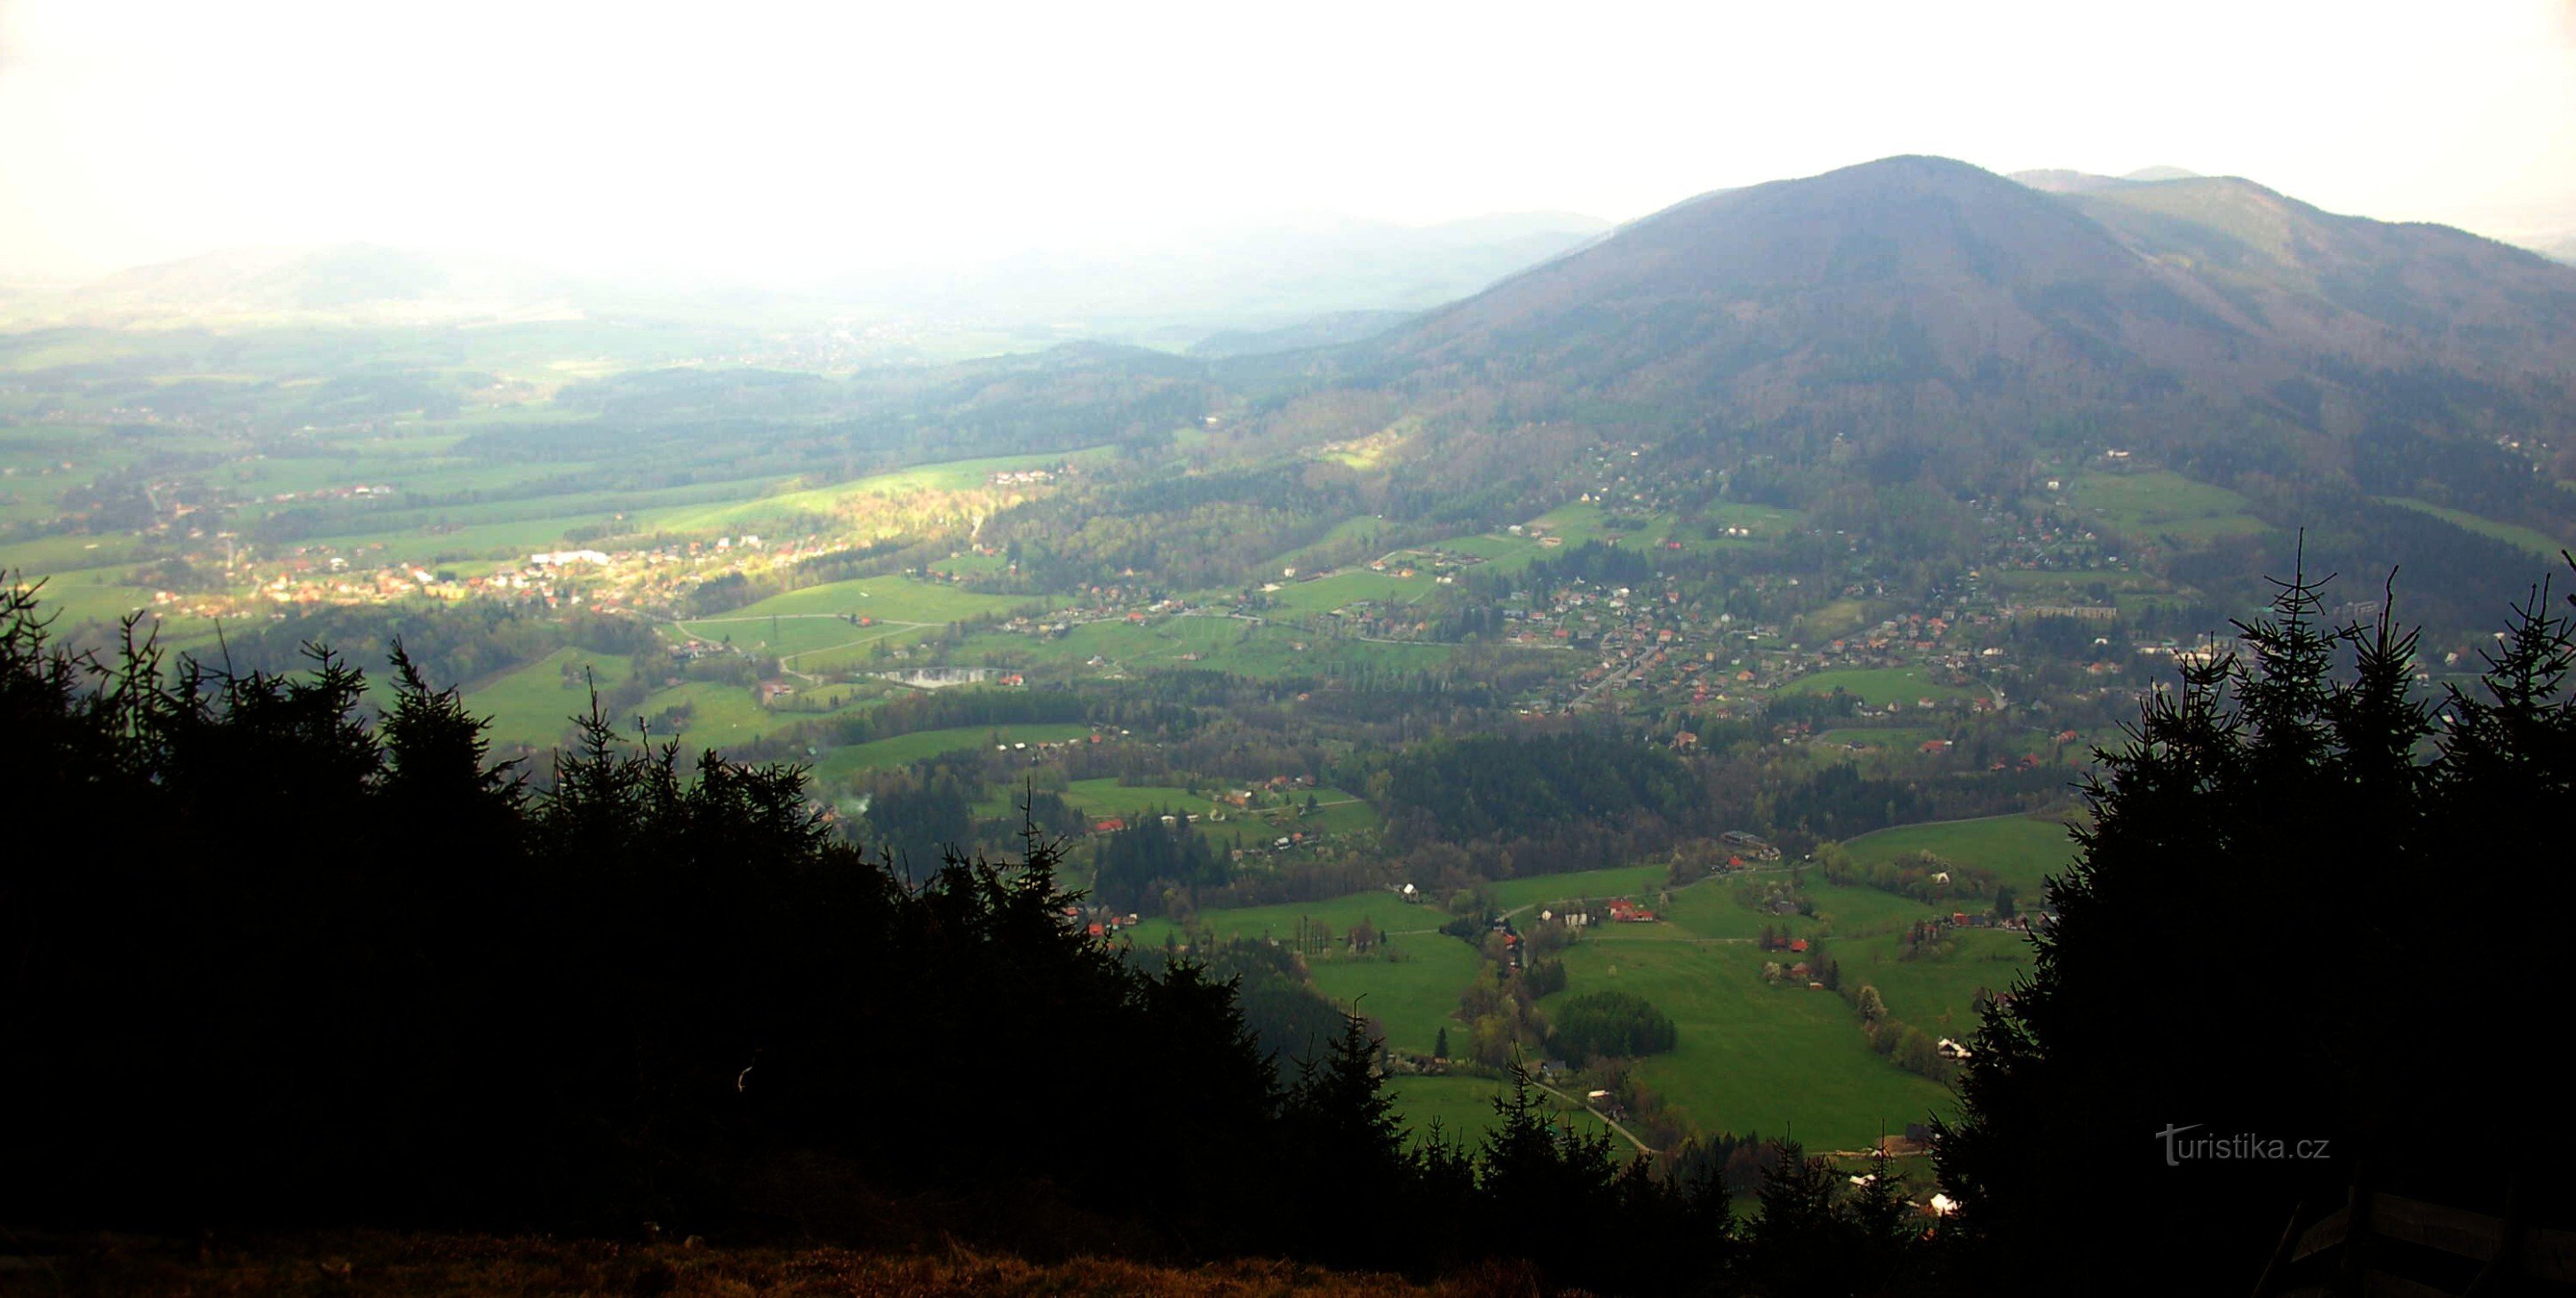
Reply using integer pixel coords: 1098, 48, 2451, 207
672, 612, 902, 657
2379, 497, 2569, 561
465, 646, 637, 751
1548, 933, 1955, 1149
1838, 812, 2083, 897
1268, 569, 1443, 616
1306, 937, 1484, 1056
2064, 470, 2269, 545
1127, 888, 1443, 952
1486, 864, 1674, 913
1836, 927, 2032, 1034
1386, 1075, 1616, 1151
721, 576, 1034, 625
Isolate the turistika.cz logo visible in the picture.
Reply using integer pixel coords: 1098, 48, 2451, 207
2156, 1124, 2331, 1167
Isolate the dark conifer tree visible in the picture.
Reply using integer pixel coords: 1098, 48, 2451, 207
1937, 560, 2576, 1293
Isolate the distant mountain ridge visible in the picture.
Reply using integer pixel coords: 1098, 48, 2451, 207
1344, 155, 2572, 431
2009, 164, 2203, 195
1239, 155, 2576, 538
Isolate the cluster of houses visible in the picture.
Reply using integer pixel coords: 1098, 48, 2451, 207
1060, 904, 1145, 940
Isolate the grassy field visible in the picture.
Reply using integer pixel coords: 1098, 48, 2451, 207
1386, 1074, 1616, 1151
1306, 937, 1483, 1055
2, 562, 163, 629
1188, 839, 2030, 1149
2065, 470, 2269, 545
1268, 569, 1443, 617
1799, 880, 1952, 938
0, 531, 146, 574
1486, 864, 1673, 913
1777, 666, 1980, 706
721, 576, 1034, 625
1511, 500, 1801, 558
1268, 514, 1395, 571
2381, 497, 2569, 561
1798, 599, 1880, 640
1285, 793, 1384, 838
1549, 933, 1955, 1148
627, 679, 850, 748
465, 646, 637, 751
1128, 888, 1446, 951
1838, 812, 2084, 896
1657, 881, 1814, 942
777, 624, 949, 673
672, 612, 901, 657
1836, 927, 2032, 1034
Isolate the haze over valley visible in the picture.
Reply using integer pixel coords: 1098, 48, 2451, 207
7, 4, 2574, 1294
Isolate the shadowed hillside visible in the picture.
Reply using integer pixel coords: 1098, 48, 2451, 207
1236, 155, 2576, 545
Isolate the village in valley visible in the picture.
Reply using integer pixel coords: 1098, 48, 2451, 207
0, 352, 2471, 1197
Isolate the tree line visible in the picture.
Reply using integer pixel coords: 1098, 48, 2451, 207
4, 580, 1929, 1294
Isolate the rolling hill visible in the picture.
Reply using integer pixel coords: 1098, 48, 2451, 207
1246, 156, 2576, 532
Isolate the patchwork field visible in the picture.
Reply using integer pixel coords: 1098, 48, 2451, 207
1199, 826, 2055, 1151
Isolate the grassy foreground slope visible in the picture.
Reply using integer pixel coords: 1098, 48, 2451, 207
0, 1231, 1456, 1297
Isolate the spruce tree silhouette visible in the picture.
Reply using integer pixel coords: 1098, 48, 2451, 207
9, 582, 1760, 1289
1936, 556, 2576, 1294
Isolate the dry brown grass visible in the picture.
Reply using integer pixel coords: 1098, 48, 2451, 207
0, 1231, 1570, 1297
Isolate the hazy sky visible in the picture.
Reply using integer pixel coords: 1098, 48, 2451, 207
3, 0, 2572, 282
